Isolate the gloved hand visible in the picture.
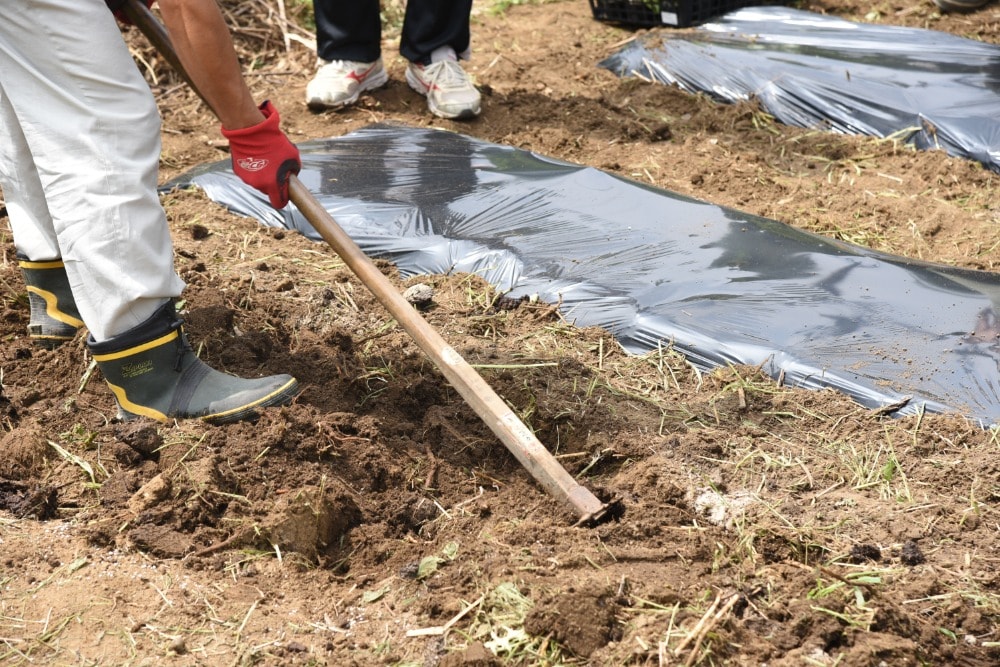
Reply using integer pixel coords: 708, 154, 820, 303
221, 101, 302, 209
105, 0, 154, 26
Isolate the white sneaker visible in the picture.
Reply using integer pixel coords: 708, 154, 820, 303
306, 58, 389, 111
405, 60, 481, 120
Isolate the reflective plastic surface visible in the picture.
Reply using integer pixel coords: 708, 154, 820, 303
170, 124, 1000, 424
600, 7, 1000, 171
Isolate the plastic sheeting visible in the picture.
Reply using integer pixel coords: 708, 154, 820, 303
599, 7, 1000, 172
168, 124, 1000, 425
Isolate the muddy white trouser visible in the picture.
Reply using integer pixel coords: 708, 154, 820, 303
0, 0, 185, 342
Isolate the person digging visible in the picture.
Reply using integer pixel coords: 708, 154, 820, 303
0, 0, 300, 424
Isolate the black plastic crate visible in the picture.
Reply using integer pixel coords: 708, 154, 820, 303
589, 0, 765, 28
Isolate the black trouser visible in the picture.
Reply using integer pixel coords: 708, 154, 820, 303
313, 0, 473, 65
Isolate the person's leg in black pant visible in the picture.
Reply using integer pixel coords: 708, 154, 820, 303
399, 0, 473, 65
314, 0, 381, 63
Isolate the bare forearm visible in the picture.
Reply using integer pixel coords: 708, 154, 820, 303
157, 0, 263, 129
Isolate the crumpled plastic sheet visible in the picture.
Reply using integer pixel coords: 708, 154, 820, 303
167, 124, 1000, 426
599, 6, 1000, 172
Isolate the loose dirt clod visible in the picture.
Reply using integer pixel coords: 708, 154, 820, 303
260, 483, 361, 563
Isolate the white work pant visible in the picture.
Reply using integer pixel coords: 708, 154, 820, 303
0, 0, 184, 341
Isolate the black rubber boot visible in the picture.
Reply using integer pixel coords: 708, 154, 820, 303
88, 301, 299, 425
18, 256, 84, 347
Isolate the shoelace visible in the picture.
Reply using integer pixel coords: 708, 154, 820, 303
422, 60, 471, 92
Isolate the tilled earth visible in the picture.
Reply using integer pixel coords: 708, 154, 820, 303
1, 1, 999, 665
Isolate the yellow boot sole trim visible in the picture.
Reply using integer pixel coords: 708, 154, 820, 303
25, 286, 85, 329
106, 382, 169, 421
203, 377, 300, 423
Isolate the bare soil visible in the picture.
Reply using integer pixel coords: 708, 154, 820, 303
2, 1, 1000, 665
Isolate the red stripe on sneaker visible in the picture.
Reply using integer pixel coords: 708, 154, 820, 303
348, 63, 379, 83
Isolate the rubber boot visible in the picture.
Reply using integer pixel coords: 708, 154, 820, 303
18, 256, 85, 348
88, 301, 299, 425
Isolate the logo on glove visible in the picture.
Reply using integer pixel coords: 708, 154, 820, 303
237, 157, 270, 172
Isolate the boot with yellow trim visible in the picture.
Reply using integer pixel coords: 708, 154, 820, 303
88, 300, 299, 425
18, 256, 85, 348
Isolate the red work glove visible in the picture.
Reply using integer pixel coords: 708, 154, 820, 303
105, 0, 154, 26
221, 101, 302, 209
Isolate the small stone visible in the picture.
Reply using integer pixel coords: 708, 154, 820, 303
169, 636, 187, 655
403, 283, 435, 308
398, 561, 420, 579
